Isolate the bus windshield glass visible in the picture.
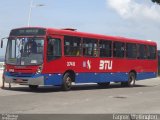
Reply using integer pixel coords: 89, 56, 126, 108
6, 37, 44, 65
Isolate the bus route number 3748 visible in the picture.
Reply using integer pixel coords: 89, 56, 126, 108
67, 62, 76, 67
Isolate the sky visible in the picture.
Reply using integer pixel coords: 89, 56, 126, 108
0, 0, 160, 56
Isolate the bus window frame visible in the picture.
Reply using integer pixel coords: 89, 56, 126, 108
147, 45, 157, 60
113, 41, 126, 59
99, 39, 112, 58
82, 37, 99, 58
126, 43, 138, 60
46, 36, 62, 62
137, 44, 148, 60
64, 36, 82, 57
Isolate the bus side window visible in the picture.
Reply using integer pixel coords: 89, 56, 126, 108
64, 36, 81, 56
113, 42, 125, 58
137, 44, 147, 59
126, 43, 137, 59
47, 38, 61, 61
148, 45, 156, 60
83, 38, 98, 57
99, 40, 112, 58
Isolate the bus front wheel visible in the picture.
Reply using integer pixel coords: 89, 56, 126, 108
121, 72, 136, 87
62, 73, 72, 91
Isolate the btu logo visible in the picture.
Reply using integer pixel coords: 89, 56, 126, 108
99, 60, 113, 70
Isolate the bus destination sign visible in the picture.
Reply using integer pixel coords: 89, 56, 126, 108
10, 28, 46, 36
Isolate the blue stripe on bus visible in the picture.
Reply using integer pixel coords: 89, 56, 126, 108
4, 72, 157, 86
136, 72, 157, 80
75, 72, 157, 83
43, 74, 63, 86
75, 72, 129, 83
41, 72, 157, 85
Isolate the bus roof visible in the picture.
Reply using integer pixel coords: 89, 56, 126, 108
11, 27, 157, 46
47, 28, 157, 46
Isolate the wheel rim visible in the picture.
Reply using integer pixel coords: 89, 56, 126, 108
129, 75, 135, 85
66, 77, 72, 88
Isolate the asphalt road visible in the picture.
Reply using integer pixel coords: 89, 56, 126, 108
0, 78, 160, 114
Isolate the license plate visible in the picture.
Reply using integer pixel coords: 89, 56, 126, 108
15, 79, 24, 83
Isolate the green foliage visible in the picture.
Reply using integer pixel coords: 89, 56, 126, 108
152, 0, 160, 4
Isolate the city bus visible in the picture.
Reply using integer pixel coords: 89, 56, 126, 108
1, 27, 158, 90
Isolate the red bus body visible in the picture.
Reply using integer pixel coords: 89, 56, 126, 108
4, 27, 158, 88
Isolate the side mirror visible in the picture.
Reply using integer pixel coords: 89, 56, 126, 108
1, 37, 8, 48
1, 40, 3, 48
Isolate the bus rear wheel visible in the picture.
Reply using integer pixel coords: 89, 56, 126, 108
29, 85, 38, 90
62, 73, 72, 91
121, 72, 136, 87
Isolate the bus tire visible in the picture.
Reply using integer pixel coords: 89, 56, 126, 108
62, 73, 72, 91
121, 72, 136, 87
98, 82, 110, 87
29, 85, 38, 90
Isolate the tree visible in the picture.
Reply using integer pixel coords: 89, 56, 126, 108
152, 0, 160, 4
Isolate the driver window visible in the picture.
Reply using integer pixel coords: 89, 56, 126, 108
47, 38, 62, 61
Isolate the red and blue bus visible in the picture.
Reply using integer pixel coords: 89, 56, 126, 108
2, 27, 158, 90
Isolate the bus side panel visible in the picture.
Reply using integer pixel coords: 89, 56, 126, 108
136, 72, 157, 80
43, 57, 157, 84
43, 74, 63, 86
75, 72, 128, 83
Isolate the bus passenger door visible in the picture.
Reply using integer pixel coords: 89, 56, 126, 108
45, 35, 64, 73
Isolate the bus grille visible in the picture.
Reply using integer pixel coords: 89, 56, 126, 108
9, 72, 34, 77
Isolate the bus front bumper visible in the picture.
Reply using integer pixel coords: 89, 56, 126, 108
4, 74, 44, 85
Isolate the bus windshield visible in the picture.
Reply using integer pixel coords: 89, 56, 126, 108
6, 37, 44, 65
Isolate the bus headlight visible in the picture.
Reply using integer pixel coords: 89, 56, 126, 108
36, 65, 43, 74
